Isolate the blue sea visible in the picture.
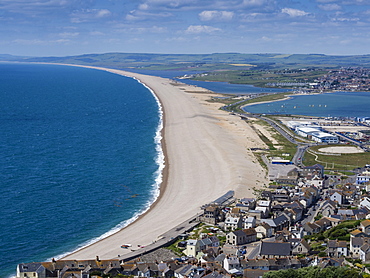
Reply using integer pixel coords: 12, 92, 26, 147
243, 91, 370, 118
0, 63, 163, 278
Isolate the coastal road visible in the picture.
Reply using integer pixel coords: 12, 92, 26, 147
115, 213, 201, 262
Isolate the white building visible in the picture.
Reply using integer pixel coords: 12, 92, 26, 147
287, 121, 312, 130
357, 171, 370, 185
311, 132, 339, 144
296, 127, 320, 138
295, 126, 338, 143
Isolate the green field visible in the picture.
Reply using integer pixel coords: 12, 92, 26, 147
304, 145, 370, 170
191, 69, 328, 87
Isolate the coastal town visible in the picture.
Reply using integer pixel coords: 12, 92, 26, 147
267, 67, 370, 92
16, 161, 370, 278
16, 110, 370, 277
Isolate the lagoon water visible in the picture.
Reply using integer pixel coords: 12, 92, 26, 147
243, 91, 370, 118
0, 64, 162, 277
124, 69, 290, 95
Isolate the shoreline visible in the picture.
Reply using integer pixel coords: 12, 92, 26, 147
54, 64, 170, 260
54, 64, 268, 261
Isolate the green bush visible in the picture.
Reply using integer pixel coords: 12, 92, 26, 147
318, 251, 327, 257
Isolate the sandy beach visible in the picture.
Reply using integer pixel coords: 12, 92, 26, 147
62, 65, 268, 260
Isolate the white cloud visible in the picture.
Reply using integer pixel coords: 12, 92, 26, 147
241, 0, 267, 6
128, 26, 167, 33
139, 3, 149, 10
199, 10, 234, 21
96, 9, 111, 18
185, 25, 221, 34
332, 16, 359, 21
89, 31, 105, 36
0, 0, 95, 16
318, 4, 341, 11
316, 0, 337, 3
281, 8, 309, 17
59, 32, 79, 38
138, 0, 198, 10
71, 9, 112, 23
125, 9, 173, 21
12, 38, 70, 45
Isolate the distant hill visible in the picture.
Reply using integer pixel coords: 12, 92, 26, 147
2, 52, 370, 70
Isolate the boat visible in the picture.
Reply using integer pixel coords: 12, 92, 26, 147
121, 244, 132, 248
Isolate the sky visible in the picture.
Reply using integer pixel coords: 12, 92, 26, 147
1, 0, 370, 57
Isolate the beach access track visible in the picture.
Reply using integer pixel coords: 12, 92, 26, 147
115, 213, 201, 262
115, 191, 235, 262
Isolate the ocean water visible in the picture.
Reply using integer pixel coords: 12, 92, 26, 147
0, 63, 163, 278
243, 91, 370, 118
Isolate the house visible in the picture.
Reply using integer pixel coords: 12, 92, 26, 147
320, 200, 337, 217
244, 228, 257, 243
226, 230, 247, 246
202, 271, 228, 278
257, 200, 271, 209
243, 259, 270, 271
307, 175, 324, 188
361, 219, 370, 235
315, 217, 334, 232
244, 216, 256, 229
303, 186, 320, 202
263, 214, 290, 233
200, 204, 224, 225
184, 237, 219, 257
303, 222, 321, 235
248, 210, 263, 220
301, 164, 324, 179
255, 223, 273, 239
361, 196, 370, 210
259, 241, 292, 258
254, 206, 270, 218
223, 256, 241, 273
291, 239, 311, 255
17, 263, 46, 278
350, 237, 369, 258
240, 198, 256, 209
224, 216, 243, 230
175, 264, 206, 278
311, 257, 345, 268
275, 228, 293, 242
326, 240, 348, 257
275, 168, 300, 185
285, 207, 303, 223
350, 229, 368, 238
330, 191, 345, 205
243, 269, 269, 278
226, 229, 256, 246
17, 259, 124, 278
299, 192, 313, 208
356, 171, 370, 185
138, 263, 162, 277
360, 243, 370, 263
